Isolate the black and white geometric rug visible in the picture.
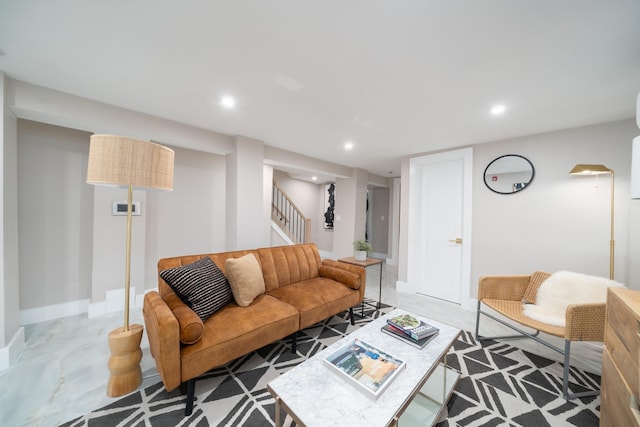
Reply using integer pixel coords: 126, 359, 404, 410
61, 301, 600, 427
438, 331, 600, 427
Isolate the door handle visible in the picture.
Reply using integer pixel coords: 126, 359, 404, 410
449, 238, 462, 244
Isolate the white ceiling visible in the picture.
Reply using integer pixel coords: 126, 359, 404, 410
1, 1, 639, 179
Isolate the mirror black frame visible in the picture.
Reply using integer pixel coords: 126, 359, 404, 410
483, 154, 535, 195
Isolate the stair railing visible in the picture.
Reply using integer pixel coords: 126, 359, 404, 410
272, 180, 310, 244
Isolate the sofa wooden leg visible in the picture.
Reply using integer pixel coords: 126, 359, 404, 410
349, 307, 355, 325
184, 379, 196, 416
291, 332, 297, 354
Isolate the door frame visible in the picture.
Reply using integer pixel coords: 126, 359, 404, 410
401, 147, 474, 310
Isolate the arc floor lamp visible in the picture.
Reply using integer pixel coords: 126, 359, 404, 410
569, 164, 614, 280
87, 134, 174, 397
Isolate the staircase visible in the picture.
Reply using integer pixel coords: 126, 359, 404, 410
272, 180, 310, 244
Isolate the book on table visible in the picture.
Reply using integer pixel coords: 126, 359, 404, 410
387, 313, 439, 341
380, 323, 438, 349
323, 338, 406, 399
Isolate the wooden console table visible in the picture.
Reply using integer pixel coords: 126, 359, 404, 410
338, 257, 383, 311
600, 287, 640, 427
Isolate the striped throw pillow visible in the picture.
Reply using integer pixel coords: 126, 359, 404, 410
159, 256, 233, 321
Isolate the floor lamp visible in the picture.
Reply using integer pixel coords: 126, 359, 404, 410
569, 164, 614, 280
87, 135, 174, 397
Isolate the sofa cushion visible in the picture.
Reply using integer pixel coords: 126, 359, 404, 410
225, 253, 266, 307
159, 256, 233, 321
268, 277, 360, 329
522, 271, 552, 304
180, 294, 299, 381
257, 244, 321, 292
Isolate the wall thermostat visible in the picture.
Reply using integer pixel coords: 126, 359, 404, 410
112, 201, 141, 216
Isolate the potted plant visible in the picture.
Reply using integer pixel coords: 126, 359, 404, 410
353, 239, 373, 261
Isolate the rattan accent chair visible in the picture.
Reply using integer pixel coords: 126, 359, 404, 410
474, 272, 605, 400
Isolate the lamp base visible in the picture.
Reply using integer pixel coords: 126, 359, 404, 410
107, 324, 143, 397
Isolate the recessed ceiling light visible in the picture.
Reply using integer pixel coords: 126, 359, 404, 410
220, 96, 236, 109
312, 176, 317, 181
344, 141, 354, 150
491, 104, 506, 115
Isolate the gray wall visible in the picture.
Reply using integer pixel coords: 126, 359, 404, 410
271, 170, 331, 251
145, 146, 226, 287
17, 120, 93, 309
334, 168, 369, 259
271, 171, 394, 257
16, 120, 229, 311
368, 186, 389, 255
226, 136, 267, 251
1, 72, 19, 351
398, 118, 640, 305
471, 119, 640, 290
1, 78, 373, 369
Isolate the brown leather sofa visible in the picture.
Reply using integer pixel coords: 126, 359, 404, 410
143, 243, 366, 415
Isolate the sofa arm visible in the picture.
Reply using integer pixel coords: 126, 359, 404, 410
565, 303, 606, 342
143, 291, 182, 391
478, 275, 530, 302
319, 265, 361, 289
164, 292, 204, 345
321, 259, 366, 301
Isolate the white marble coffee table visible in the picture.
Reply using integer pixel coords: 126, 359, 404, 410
267, 309, 461, 427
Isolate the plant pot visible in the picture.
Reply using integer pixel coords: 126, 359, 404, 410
354, 250, 367, 261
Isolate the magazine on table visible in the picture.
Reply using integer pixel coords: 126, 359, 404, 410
323, 338, 406, 399
380, 323, 439, 349
387, 313, 439, 341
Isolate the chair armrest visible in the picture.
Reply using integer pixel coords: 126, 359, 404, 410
478, 275, 531, 301
321, 259, 366, 302
143, 291, 182, 391
565, 303, 606, 342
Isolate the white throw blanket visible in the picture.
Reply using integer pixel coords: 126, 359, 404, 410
522, 271, 625, 327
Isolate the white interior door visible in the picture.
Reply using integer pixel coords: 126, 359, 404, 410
408, 148, 472, 304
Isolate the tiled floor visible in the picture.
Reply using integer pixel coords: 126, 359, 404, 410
0, 263, 603, 427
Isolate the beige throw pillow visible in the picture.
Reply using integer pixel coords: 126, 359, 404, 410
225, 254, 266, 307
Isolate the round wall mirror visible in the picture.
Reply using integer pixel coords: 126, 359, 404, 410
483, 154, 535, 194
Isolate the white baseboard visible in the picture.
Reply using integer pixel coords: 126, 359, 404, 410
0, 326, 25, 372
20, 299, 90, 325
396, 282, 476, 312
396, 280, 413, 293
17, 288, 150, 322
88, 287, 143, 318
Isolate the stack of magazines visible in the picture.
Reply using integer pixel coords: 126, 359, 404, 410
380, 313, 439, 349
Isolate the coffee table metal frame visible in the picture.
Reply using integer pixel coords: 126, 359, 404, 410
267, 309, 461, 427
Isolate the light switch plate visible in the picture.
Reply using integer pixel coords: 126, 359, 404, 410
112, 201, 141, 216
